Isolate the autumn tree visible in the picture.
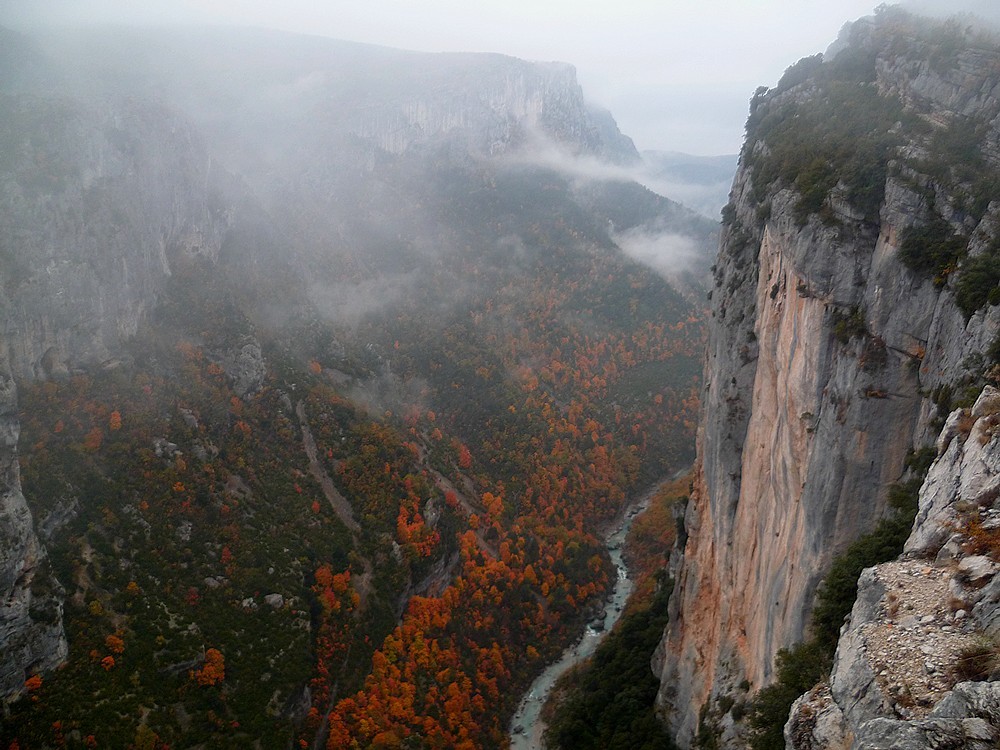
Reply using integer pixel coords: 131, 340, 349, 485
191, 648, 225, 686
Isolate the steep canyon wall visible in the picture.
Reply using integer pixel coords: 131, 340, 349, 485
655, 12, 1000, 746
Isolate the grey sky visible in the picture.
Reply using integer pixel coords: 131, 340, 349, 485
1, 0, 997, 155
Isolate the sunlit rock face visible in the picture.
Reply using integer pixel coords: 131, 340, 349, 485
653, 11, 1000, 747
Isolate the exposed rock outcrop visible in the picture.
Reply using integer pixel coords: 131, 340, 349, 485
787, 386, 1000, 749
0, 92, 232, 380
345, 55, 633, 160
219, 337, 267, 399
654, 11, 1000, 747
0, 344, 66, 701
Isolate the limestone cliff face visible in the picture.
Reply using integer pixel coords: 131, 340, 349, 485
343, 55, 633, 160
0, 42, 234, 698
0, 343, 66, 700
32, 27, 638, 170
654, 11, 1000, 747
0, 93, 231, 380
786, 387, 1000, 749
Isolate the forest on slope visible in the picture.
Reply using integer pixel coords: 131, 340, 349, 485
0, 25, 717, 749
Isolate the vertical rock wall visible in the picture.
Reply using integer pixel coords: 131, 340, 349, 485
0, 94, 230, 380
0, 343, 66, 700
654, 13, 1000, 747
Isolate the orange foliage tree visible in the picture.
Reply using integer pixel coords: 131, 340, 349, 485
191, 648, 225, 686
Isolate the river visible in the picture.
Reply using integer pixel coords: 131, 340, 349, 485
507, 479, 667, 749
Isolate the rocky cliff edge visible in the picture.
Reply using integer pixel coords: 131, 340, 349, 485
654, 9, 1000, 747
787, 385, 1000, 749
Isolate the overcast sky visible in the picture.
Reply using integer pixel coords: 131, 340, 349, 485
2, 0, 997, 155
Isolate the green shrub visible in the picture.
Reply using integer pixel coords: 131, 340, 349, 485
694, 702, 721, 750
545, 577, 677, 750
954, 246, 1000, 319
747, 641, 832, 750
743, 51, 911, 226
774, 55, 825, 93
830, 306, 867, 344
904, 446, 937, 476
793, 158, 838, 223
897, 213, 967, 283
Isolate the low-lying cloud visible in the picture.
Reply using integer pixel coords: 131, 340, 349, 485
636, 176, 732, 220
503, 127, 733, 218
610, 226, 702, 280
307, 273, 416, 327
901, 0, 1000, 27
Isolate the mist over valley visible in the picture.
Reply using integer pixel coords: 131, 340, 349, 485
5, 3, 1000, 749
0, 20, 713, 749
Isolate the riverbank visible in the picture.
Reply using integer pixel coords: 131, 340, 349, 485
508, 475, 681, 749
